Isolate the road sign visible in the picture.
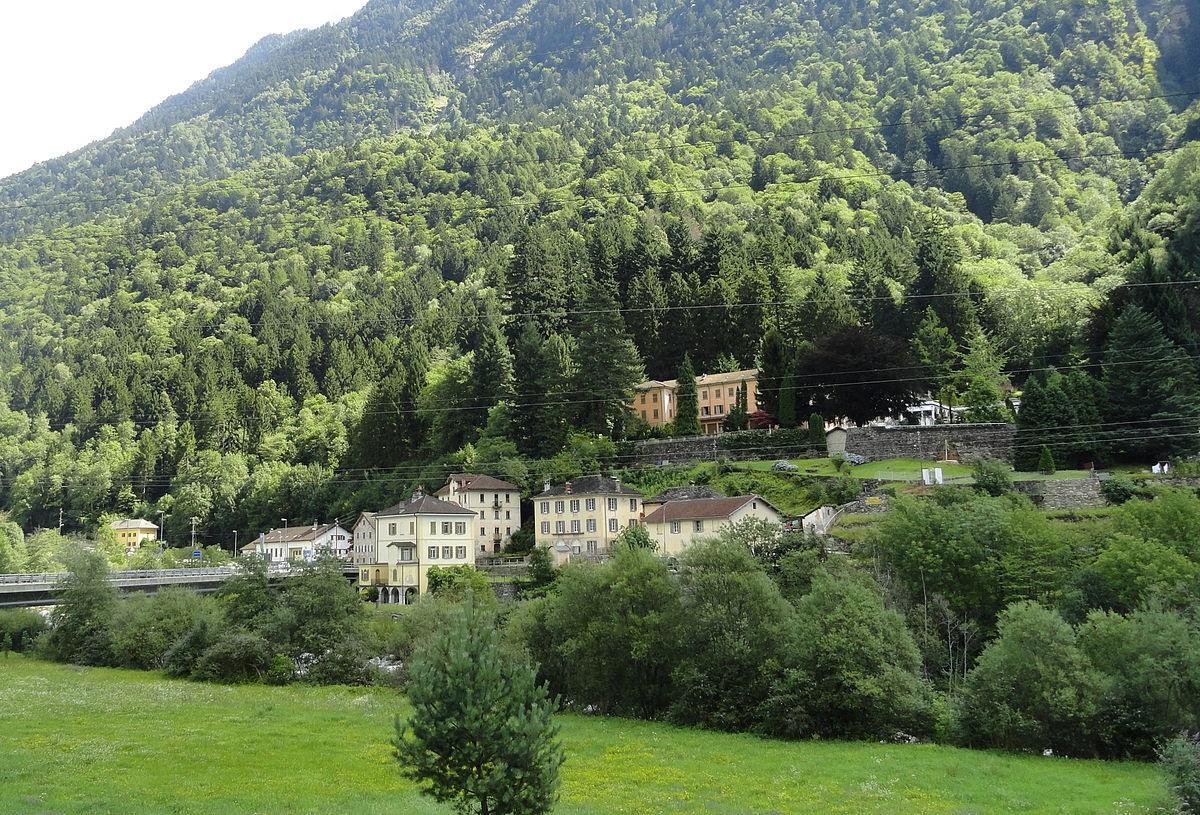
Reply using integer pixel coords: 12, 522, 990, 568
192, 550, 203, 559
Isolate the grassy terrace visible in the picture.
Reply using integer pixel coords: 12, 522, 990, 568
0, 656, 1166, 814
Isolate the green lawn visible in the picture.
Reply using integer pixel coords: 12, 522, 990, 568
0, 656, 1167, 814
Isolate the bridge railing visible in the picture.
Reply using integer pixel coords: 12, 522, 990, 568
0, 566, 242, 585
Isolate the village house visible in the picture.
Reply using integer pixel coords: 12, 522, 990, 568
435, 473, 522, 555
110, 518, 159, 557
351, 511, 377, 566
242, 522, 352, 563
642, 485, 726, 516
631, 368, 760, 435
534, 475, 643, 564
357, 490, 477, 604
642, 495, 783, 557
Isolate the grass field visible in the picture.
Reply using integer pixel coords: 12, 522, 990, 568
0, 656, 1167, 814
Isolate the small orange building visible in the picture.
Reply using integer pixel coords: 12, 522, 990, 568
631, 368, 759, 435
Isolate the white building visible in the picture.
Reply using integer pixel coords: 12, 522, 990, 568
435, 473, 522, 556
642, 495, 783, 557
242, 522, 352, 563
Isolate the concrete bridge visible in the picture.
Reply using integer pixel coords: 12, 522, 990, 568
0, 563, 359, 608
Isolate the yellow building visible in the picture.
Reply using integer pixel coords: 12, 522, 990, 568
534, 475, 643, 564
642, 495, 783, 557
110, 518, 159, 556
357, 491, 477, 604
435, 473, 522, 556
631, 368, 760, 435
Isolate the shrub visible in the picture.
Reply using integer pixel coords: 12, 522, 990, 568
670, 540, 794, 731
110, 589, 223, 669
426, 565, 494, 602
1099, 476, 1142, 505
764, 570, 935, 740
163, 618, 221, 678
301, 637, 369, 685
821, 475, 861, 505
1037, 445, 1056, 474
191, 631, 275, 683
807, 414, 826, 448
956, 601, 1102, 755
0, 609, 48, 653
1159, 733, 1200, 812
971, 458, 1013, 496
42, 550, 117, 666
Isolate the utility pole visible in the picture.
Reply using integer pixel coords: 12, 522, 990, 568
232, 529, 238, 558
190, 517, 198, 551
57, 507, 63, 535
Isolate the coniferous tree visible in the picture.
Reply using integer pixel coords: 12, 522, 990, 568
353, 345, 430, 469
907, 214, 977, 343
957, 330, 1012, 423
468, 315, 516, 432
723, 383, 749, 432
808, 412, 826, 448
572, 283, 645, 437
675, 354, 701, 436
1013, 372, 1074, 470
911, 307, 960, 422
758, 328, 788, 422
395, 600, 563, 815
1102, 305, 1200, 461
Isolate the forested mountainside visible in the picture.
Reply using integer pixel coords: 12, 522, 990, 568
0, 0, 1198, 550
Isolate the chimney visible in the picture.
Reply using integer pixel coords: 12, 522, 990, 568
614, 477, 621, 491
543, 479, 551, 493
565, 482, 572, 495
412, 486, 425, 502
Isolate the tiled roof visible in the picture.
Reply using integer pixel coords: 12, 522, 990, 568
377, 493, 477, 518
259, 522, 343, 543
642, 495, 772, 525
635, 368, 758, 391
535, 475, 641, 498
645, 485, 726, 504
435, 473, 520, 495
110, 518, 158, 530
354, 511, 377, 530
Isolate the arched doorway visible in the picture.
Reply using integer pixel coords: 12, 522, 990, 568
403, 587, 417, 605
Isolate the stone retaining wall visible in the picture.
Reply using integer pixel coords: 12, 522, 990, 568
629, 431, 821, 465
1013, 478, 1105, 510
843, 423, 1014, 463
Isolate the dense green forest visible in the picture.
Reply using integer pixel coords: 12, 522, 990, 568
0, 0, 1199, 550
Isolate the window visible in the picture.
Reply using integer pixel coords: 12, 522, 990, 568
670, 521, 681, 534
400, 548, 414, 562
585, 498, 596, 511
540, 501, 549, 514
479, 510, 485, 519
586, 519, 597, 533
702, 406, 710, 416
608, 518, 619, 533
493, 509, 500, 519
392, 569, 397, 581
442, 546, 453, 559
640, 393, 646, 404
442, 522, 452, 535
540, 521, 550, 534
587, 540, 597, 553
408, 522, 414, 534
570, 520, 581, 534
607, 497, 617, 511
480, 527, 486, 536
506, 527, 511, 535
555, 521, 565, 534
652, 392, 658, 402
455, 546, 466, 559
701, 390, 708, 400
716, 405, 724, 414
428, 546, 438, 559
454, 522, 466, 535
430, 522, 437, 535
505, 510, 510, 520
360, 570, 368, 581
495, 527, 500, 537
652, 409, 659, 419
629, 498, 638, 511
388, 523, 396, 535
505, 493, 511, 503
555, 500, 565, 513
694, 520, 704, 532
728, 387, 735, 396
479, 493, 485, 504
569, 499, 580, 513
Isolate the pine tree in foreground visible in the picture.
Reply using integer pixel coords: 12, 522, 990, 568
395, 599, 563, 815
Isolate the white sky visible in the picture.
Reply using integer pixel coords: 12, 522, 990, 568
0, 0, 367, 179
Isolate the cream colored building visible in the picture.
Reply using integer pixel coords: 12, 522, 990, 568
435, 473, 522, 556
631, 368, 760, 435
351, 512, 377, 566
357, 491, 477, 604
534, 475, 643, 564
642, 495, 783, 557
111, 518, 159, 556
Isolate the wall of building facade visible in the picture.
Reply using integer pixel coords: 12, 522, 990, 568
534, 493, 643, 562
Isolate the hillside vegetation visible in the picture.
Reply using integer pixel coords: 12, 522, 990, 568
0, 0, 1198, 546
